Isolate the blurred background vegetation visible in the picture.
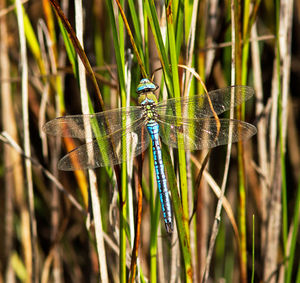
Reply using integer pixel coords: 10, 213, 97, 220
0, 0, 299, 282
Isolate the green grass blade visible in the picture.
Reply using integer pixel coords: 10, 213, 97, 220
175, 0, 184, 57
145, 0, 173, 94
162, 143, 192, 282
251, 215, 255, 283
128, 0, 145, 67
277, 1, 288, 260
57, 18, 77, 75
285, 180, 300, 283
296, 265, 300, 283
149, 147, 160, 283
166, 0, 190, 242
21, 6, 45, 74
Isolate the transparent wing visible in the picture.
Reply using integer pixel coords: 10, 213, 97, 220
155, 86, 254, 118
58, 118, 149, 170
42, 106, 144, 139
158, 116, 257, 150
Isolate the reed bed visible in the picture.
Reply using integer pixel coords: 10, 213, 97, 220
0, 0, 299, 282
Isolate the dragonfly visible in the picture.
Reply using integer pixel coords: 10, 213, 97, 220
43, 78, 257, 233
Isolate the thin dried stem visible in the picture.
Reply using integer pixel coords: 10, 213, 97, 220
74, 1, 108, 282
15, 0, 38, 281
0, 132, 85, 213
0, 2, 23, 279
251, 16, 269, 259
202, 1, 236, 282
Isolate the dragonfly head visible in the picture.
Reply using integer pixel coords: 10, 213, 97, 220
136, 78, 159, 94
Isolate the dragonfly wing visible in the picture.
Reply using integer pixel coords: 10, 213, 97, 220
58, 119, 149, 170
158, 116, 257, 150
43, 106, 144, 138
155, 86, 254, 118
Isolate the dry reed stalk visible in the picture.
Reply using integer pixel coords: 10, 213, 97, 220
194, 2, 210, 281
37, 17, 64, 282
15, 0, 38, 281
263, 0, 294, 276
269, 61, 279, 193
196, 155, 210, 282
278, 0, 294, 280
0, 14, 32, 282
250, 16, 269, 260
202, 1, 237, 282
205, 0, 218, 77
0, 1, 25, 280
74, 1, 108, 282
57, 0, 90, 207
264, 150, 282, 283
263, 46, 281, 283
279, 0, 293, 150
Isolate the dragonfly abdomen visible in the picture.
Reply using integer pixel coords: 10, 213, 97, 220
146, 120, 173, 233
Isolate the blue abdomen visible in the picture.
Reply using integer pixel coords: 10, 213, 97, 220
146, 120, 173, 233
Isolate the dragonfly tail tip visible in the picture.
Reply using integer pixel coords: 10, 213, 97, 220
165, 222, 174, 233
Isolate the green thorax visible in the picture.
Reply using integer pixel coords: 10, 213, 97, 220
138, 92, 158, 105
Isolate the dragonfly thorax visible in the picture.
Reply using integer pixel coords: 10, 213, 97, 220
138, 91, 158, 120
138, 91, 158, 105
144, 103, 157, 120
